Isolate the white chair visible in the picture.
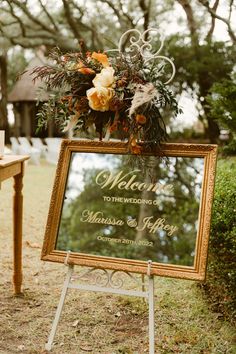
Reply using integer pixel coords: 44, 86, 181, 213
10, 137, 21, 154
4, 146, 12, 155
31, 137, 48, 158
45, 138, 62, 165
18, 137, 41, 165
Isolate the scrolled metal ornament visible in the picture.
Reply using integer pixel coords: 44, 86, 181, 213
116, 28, 176, 84
72, 267, 145, 290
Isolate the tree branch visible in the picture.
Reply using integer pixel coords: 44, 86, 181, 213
139, 0, 152, 37
176, 0, 199, 47
0, 18, 76, 52
0, 8, 58, 44
8, 1, 26, 37
69, 1, 104, 49
198, 0, 236, 43
8, 0, 57, 35
61, 0, 82, 41
228, 0, 234, 22
206, 0, 219, 40
101, 0, 121, 22
100, 0, 135, 28
78, 22, 104, 50
119, 0, 135, 27
38, 0, 59, 32
0, 0, 83, 51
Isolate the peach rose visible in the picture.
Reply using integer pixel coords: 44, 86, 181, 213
91, 52, 109, 67
87, 87, 114, 112
92, 67, 115, 88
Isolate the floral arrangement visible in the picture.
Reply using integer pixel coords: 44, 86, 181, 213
32, 29, 182, 155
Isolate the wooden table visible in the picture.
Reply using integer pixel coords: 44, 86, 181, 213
0, 155, 29, 295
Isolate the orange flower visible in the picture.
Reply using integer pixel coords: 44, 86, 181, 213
135, 114, 147, 125
78, 67, 95, 75
91, 52, 110, 67
73, 60, 95, 74
130, 137, 142, 154
130, 137, 137, 147
131, 145, 142, 154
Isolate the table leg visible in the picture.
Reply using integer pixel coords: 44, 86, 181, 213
13, 163, 24, 295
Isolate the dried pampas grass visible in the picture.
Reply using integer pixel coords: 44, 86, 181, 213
129, 83, 159, 117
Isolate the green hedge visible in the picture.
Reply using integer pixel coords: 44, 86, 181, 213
203, 157, 236, 324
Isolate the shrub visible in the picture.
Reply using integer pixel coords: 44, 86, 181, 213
207, 78, 236, 155
202, 157, 236, 324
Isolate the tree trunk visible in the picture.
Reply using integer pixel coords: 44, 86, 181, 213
205, 110, 220, 143
0, 54, 10, 143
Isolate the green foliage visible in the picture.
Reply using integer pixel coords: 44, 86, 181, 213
206, 77, 236, 154
7, 50, 27, 91
203, 157, 236, 323
170, 127, 205, 141
168, 40, 235, 94
166, 39, 235, 141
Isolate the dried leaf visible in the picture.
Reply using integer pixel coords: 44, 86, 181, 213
17, 344, 25, 351
80, 344, 93, 352
72, 319, 79, 327
25, 241, 41, 248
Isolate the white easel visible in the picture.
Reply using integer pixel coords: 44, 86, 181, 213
45, 252, 155, 353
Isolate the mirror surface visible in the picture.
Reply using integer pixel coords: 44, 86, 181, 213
56, 152, 204, 266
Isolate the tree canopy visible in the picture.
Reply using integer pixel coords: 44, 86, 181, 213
0, 0, 235, 143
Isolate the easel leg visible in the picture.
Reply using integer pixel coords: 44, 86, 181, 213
45, 265, 74, 351
148, 275, 155, 354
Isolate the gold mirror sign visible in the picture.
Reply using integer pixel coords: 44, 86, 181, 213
42, 140, 217, 280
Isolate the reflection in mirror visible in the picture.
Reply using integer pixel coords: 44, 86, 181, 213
56, 153, 204, 267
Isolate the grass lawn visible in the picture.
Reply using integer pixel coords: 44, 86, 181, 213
0, 160, 235, 354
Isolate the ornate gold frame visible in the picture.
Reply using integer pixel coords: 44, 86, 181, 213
41, 140, 217, 281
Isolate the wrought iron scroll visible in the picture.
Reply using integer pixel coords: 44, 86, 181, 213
107, 28, 176, 85
71, 267, 146, 291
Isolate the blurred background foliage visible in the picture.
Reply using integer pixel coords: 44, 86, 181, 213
202, 156, 236, 325
57, 155, 202, 266
0, 0, 235, 323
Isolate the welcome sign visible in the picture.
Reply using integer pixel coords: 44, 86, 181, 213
41, 140, 217, 280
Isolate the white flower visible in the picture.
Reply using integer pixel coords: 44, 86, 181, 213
93, 67, 115, 88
